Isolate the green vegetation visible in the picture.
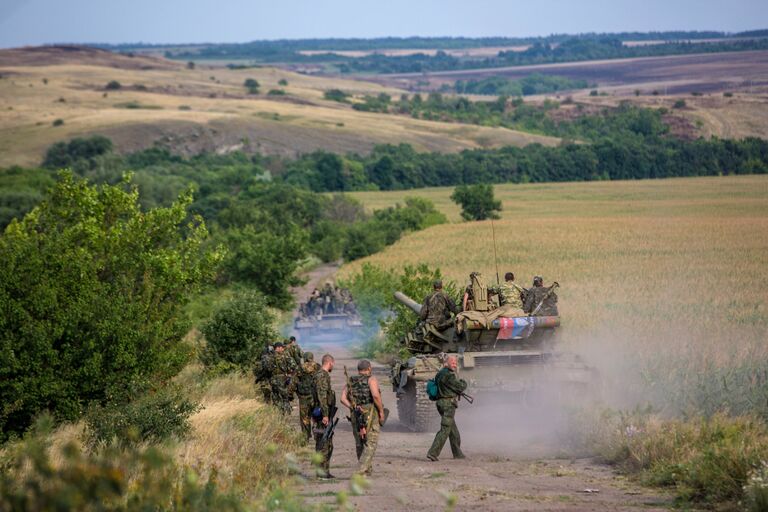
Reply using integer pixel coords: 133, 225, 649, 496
105, 80, 121, 90
453, 74, 590, 96
0, 172, 221, 440
200, 291, 277, 370
51, 118, 64, 126
451, 183, 501, 221
243, 78, 260, 94
324, 88, 350, 102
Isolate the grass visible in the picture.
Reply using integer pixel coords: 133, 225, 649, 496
0, 57, 558, 167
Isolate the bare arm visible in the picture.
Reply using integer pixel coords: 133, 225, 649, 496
369, 376, 385, 423
340, 385, 351, 409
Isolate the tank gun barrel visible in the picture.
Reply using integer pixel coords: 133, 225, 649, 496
394, 291, 422, 315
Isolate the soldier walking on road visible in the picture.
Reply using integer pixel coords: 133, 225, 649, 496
341, 360, 386, 476
270, 342, 298, 415
286, 336, 303, 366
296, 352, 320, 441
313, 354, 336, 479
253, 344, 275, 404
427, 355, 467, 461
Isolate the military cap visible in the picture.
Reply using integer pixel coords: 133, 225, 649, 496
303, 351, 314, 362
433, 279, 443, 289
533, 276, 543, 286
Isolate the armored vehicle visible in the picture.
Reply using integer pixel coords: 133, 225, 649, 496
294, 284, 362, 341
390, 273, 596, 432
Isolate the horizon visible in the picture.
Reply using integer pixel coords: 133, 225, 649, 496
2, 0, 767, 49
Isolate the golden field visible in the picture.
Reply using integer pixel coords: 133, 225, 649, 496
343, 176, 768, 381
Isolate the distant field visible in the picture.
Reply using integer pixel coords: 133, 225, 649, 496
0, 46, 558, 167
343, 176, 768, 359
372, 50, 768, 96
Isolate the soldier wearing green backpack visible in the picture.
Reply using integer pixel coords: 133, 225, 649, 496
427, 355, 468, 461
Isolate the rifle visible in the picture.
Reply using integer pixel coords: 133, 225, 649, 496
318, 404, 338, 450
531, 282, 559, 316
344, 366, 368, 445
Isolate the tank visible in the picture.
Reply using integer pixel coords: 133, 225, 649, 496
294, 285, 362, 341
390, 277, 597, 432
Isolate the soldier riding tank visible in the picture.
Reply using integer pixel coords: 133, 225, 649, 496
390, 272, 596, 432
294, 282, 363, 341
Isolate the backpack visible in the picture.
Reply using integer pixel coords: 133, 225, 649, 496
426, 378, 439, 401
427, 368, 447, 401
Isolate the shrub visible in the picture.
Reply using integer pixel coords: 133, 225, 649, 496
0, 172, 222, 440
724, 92, 734, 98
673, 99, 687, 109
187, 61, 195, 69
278, 78, 288, 86
0, 415, 248, 511
450, 183, 502, 221
267, 89, 285, 96
105, 80, 121, 90
42, 134, 113, 169
589, 89, 598, 96
243, 78, 260, 94
52, 118, 64, 126
200, 291, 278, 369
84, 384, 200, 447
324, 89, 350, 103
744, 462, 768, 512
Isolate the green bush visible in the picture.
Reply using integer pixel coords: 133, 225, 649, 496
105, 80, 121, 90
267, 89, 285, 96
52, 118, 64, 126
323, 89, 350, 102
42, 135, 113, 169
0, 415, 248, 511
84, 384, 201, 447
278, 78, 288, 86
0, 172, 222, 440
673, 99, 687, 109
200, 291, 278, 369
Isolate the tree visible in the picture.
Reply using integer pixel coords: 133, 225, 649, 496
0, 172, 222, 440
450, 183, 502, 221
243, 78, 260, 94
42, 135, 113, 169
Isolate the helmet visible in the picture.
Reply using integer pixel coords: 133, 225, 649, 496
303, 351, 314, 362
533, 276, 543, 286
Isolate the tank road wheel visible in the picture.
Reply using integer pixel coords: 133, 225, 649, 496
397, 380, 440, 432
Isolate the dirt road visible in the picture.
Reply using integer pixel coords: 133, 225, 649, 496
290, 266, 675, 511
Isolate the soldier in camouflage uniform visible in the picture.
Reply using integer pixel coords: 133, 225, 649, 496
341, 359, 386, 476
427, 355, 467, 461
313, 354, 336, 479
253, 345, 274, 404
523, 276, 559, 316
270, 342, 298, 414
420, 280, 458, 331
296, 352, 321, 441
498, 271, 526, 310
286, 336, 303, 366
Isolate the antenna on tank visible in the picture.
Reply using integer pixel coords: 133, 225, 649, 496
491, 217, 500, 285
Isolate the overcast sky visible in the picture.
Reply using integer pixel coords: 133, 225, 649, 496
1, 0, 767, 48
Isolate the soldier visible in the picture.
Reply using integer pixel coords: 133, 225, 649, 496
270, 341, 298, 414
295, 352, 321, 441
253, 344, 274, 404
341, 360, 386, 476
499, 271, 526, 310
523, 276, 559, 316
313, 354, 336, 479
427, 355, 467, 461
286, 335, 303, 366
420, 280, 458, 331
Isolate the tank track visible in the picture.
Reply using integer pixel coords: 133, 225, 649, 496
397, 380, 440, 432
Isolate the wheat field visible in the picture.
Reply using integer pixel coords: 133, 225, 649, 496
343, 176, 768, 407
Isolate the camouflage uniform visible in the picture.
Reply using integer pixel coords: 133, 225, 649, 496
419, 290, 458, 330
499, 281, 526, 310
427, 367, 467, 460
523, 285, 558, 316
296, 359, 321, 440
270, 352, 298, 414
349, 374, 380, 475
286, 342, 303, 367
254, 351, 274, 404
313, 368, 336, 476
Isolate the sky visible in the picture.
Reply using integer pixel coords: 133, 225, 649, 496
1, 0, 767, 48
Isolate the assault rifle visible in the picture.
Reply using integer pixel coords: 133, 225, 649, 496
318, 404, 338, 450
531, 282, 559, 316
343, 366, 369, 445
